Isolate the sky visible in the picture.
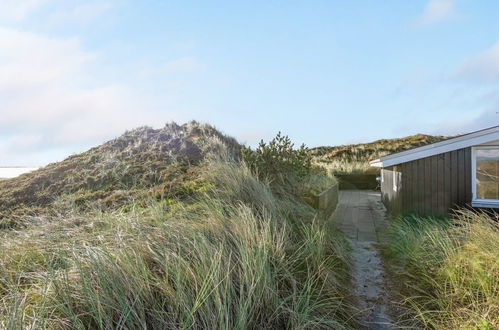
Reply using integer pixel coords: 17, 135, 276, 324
1, 0, 499, 166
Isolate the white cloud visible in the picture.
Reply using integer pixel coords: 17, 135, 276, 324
47, 2, 114, 25
455, 41, 499, 83
417, 0, 456, 25
0, 0, 51, 21
0, 28, 94, 89
0, 27, 182, 165
432, 109, 499, 136
430, 44, 499, 135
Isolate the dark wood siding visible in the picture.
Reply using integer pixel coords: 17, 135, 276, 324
417, 158, 424, 214
381, 147, 472, 216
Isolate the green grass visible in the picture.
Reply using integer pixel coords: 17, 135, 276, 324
0, 159, 352, 329
386, 211, 499, 329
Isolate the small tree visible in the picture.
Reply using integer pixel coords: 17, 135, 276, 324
241, 132, 311, 186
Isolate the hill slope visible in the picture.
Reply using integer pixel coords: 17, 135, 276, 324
0, 122, 353, 329
311, 134, 449, 174
0, 121, 240, 218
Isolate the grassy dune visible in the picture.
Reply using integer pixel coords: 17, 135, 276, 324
0, 123, 353, 329
311, 134, 448, 175
3, 121, 492, 329
386, 211, 499, 329
0, 121, 241, 224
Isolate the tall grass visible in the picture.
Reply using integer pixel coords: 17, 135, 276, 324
300, 171, 336, 198
386, 211, 499, 329
0, 160, 352, 329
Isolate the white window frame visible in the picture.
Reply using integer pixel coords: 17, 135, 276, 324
393, 166, 399, 192
471, 146, 499, 208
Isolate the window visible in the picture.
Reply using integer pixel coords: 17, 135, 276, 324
393, 165, 399, 192
472, 147, 499, 208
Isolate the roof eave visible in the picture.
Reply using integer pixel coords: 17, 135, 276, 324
369, 159, 383, 167
373, 126, 499, 168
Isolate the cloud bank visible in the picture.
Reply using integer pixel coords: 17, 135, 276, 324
0, 0, 51, 21
455, 41, 499, 83
435, 41, 499, 135
0, 26, 181, 165
417, 0, 457, 25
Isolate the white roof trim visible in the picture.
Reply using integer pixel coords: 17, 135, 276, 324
369, 125, 499, 168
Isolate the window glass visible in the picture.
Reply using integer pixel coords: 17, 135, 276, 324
476, 149, 499, 200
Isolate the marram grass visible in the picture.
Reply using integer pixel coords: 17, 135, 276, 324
0, 160, 352, 329
386, 210, 498, 329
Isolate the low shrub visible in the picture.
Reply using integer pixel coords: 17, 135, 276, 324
241, 132, 312, 187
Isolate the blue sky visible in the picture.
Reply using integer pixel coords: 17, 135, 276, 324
1, 0, 499, 166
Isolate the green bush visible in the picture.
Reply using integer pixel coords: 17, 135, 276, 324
241, 132, 311, 185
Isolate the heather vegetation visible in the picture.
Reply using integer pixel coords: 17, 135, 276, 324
310, 134, 449, 174
386, 211, 498, 329
0, 122, 352, 329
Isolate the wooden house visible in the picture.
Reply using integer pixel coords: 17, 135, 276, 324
370, 125, 499, 216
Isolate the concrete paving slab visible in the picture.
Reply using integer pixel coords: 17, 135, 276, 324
330, 190, 395, 329
331, 190, 388, 244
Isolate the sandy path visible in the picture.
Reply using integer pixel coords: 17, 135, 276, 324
332, 190, 395, 329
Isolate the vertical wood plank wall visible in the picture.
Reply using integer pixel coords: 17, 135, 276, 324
381, 147, 472, 216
